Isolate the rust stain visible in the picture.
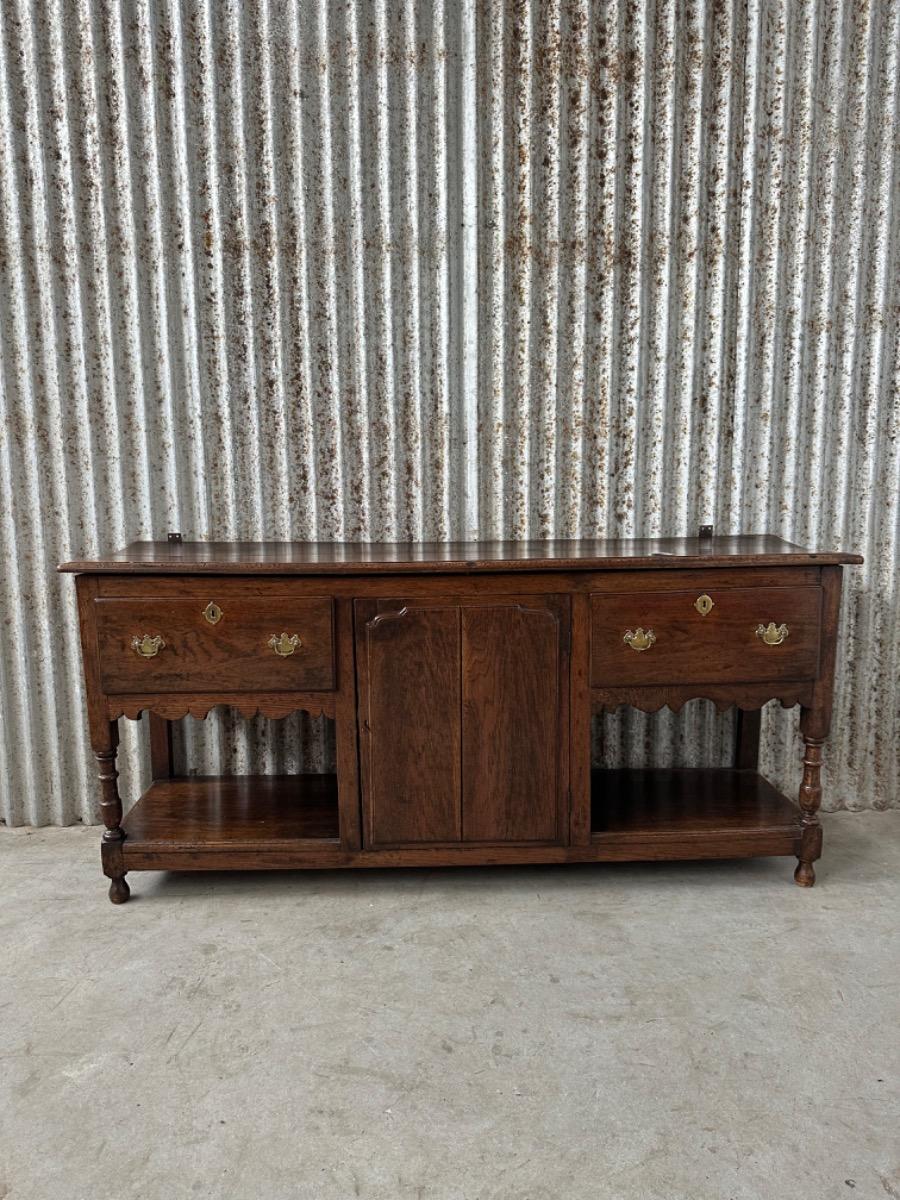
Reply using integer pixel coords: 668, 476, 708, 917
0, 0, 895, 822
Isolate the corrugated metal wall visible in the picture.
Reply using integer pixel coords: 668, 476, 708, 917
0, 0, 897, 826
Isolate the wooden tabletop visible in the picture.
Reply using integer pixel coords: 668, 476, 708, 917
59, 535, 863, 575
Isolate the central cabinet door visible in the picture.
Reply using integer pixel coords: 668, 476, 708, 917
355, 596, 569, 848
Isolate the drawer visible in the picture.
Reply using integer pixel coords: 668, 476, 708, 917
590, 587, 821, 687
95, 597, 334, 693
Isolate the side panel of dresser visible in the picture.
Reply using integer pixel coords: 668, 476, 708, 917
75, 574, 130, 900
793, 565, 845, 885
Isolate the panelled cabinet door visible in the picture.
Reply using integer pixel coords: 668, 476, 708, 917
461, 602, 564, 842
355, 602, 463, 846
355, 596, 569, 849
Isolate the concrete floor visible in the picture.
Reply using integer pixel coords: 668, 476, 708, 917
1, 815, 898, 1200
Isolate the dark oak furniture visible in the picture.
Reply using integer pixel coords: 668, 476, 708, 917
60, 534, 861, 903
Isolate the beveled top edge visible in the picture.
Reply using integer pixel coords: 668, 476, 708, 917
59, 535, 864, 574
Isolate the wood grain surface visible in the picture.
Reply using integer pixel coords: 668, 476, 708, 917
356, 601, 463, 846
590, 586, 821, 686
95, 596, 334, 693
62, 541, 858, 900
123, 775, 340, 846
59, 534, 863, 575
461, 600, 566, 843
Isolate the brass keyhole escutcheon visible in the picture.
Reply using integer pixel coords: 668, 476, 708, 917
269, 632, 302, 657
203, 601, 223, 625
694, 594, 714, 616
131, 634, 165, 658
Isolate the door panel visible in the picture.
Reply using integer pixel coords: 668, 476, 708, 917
462, 604, 563, 842
356, 596, 569, 849
356, 602, 462, 846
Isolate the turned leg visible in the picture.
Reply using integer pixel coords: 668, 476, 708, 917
794, 717, 825, 887
95, 721, 130, 904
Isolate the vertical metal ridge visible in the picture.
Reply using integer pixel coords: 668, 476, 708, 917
459, 0, 479, 539
479, 0, 506, 538
556, 0, 590, 538
133, 0, 182, 531
248, 0, 292, 546
367, 0, 400, 539
582, 0, 618, 535
281, 0, 319, 540
532, 0, 561, 538
507, 0, 533, 538
0, 0, 38, 826
396, 0, 424, 538
337, 0, 373, 542
3, 0, 73, 824
429, 0, 452, 539
157, 0, 210, 539
636, 0, 674, 540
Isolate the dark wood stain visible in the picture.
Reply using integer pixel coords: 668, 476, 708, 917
123, 775, 340, 845
356, 600, 462, 846
61, 536, 860, 902
461, 599, 566, 843
592, 768, 801, 838
590, 586, 822, 686
95, 596, 334, 693
59, 534, 862, 575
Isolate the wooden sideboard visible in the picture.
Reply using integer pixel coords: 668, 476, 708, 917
60, 534, 862, 903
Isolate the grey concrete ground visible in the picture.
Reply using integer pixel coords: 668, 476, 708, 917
1, 814, 898, 1200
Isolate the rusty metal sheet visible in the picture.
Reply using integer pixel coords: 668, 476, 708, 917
0, 0, 896, 824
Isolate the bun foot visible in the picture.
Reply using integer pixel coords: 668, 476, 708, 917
794, 860, 816, 888
108, 876, 130, 904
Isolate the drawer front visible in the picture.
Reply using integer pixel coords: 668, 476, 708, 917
95, 598, 334, 693
590, 587, 821, 686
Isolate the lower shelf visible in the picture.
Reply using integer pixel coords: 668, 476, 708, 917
591, 767, 802, 856
122, 775, 340, 855
117, 767, 804, 872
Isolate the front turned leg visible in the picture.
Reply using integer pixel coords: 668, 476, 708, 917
95, 722, 130, 904
106, 873, 130, 904
794, 734, 824, 887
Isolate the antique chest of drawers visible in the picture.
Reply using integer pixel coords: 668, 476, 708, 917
60, 533, 861, 903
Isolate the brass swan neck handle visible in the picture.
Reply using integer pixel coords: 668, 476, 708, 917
268, 633, 302, 657
623, 627, 656, 652
756, 622, 789, 646
131, 634, 165, 658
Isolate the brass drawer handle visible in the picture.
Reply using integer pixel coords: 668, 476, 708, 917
756, 622, 789, 646
268, 632, 302, 657
131, 634, 166, 658
624, 627, 656, 652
